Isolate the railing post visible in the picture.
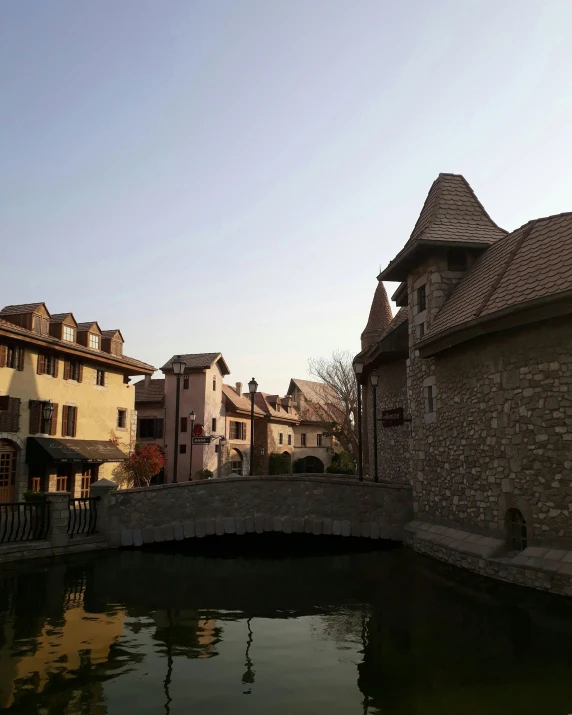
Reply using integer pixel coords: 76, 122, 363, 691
45, 491, 71, 548
89, 478, 118, 545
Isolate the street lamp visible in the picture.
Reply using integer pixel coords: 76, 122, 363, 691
42, 400, 54, 433
353, 361, 364, 481
171, 357, 186, 483
248, 377, 258, 476
370, 373, 379, 483
188, 409, 196, 481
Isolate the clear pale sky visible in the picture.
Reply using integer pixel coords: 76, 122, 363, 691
3, 1, 572, 393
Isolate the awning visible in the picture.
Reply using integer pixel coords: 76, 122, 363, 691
27, 437, 127, 464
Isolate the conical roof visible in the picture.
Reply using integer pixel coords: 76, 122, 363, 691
380, 173, 506, 281
361, 281, 393, 350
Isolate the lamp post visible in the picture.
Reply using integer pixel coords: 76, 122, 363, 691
370, 374, 379, 483
188, 410, 196, 481
353, 361, 364, 481
248, 377, 258, 476
171, 357, 186, 483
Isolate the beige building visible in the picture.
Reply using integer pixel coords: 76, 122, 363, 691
0, 302, 154, 501
357, 172, 572, 552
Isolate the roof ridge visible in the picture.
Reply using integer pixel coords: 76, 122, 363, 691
458, 175, 507, 235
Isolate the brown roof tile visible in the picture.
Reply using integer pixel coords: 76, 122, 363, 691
361, 281, 393, 349
222, 384, 265, 416
134, 378, 165, 404
0, 302, 45, 315
49, 313, 75, 324
161, 353, 230, 375
425, 212, 572, 341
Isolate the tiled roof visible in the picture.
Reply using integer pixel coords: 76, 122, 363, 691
161, 353, 230, 375
354, 307, 409, 363
134, 378, 165, 404
380, 174, 506, 280
49, 313, 73, 323
251, 392, 300, 422
222, 384, 265, 416
0, 303, 45, 315
289, 378, 338, 405
101, 329, 124, 341
425, 212, 572, 341
77, 321, 99, 331
0, 318, 154, 374
361, 281, 393, 348
381, 307, 408, 339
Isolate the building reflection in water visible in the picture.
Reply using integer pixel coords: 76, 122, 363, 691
241, 617, 255, 695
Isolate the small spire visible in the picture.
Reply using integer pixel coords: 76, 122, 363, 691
361, 281, 393, 350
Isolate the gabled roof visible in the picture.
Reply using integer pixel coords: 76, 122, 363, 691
50, 313, 78, 326
101, 329, 125, 342
379, 174, 506, 281
250, 392, 300, 423
77, 321, 102, 333
361, 281, 393, 349
287, 378, 338, 405
222, 384, 265, 416
0, 302, 47, 315
134, 378, 165, 404
161, 352, 230, 375
420, 212, 572, 354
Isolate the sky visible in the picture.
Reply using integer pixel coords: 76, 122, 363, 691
3, 1, 572, 393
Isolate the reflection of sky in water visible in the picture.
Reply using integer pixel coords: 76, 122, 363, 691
2, 544, 572, 715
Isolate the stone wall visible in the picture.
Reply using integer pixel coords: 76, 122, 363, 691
107, 475, 413, 546
368, 361, 409, 484
410, 317, 572, 548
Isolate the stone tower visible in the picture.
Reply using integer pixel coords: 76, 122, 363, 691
361, 280, 393, 351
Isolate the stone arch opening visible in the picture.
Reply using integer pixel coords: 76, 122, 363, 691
0, 439, 19, 503
230, 449, 243, 475
304, 456, 324, 474
506, 508, 527, 551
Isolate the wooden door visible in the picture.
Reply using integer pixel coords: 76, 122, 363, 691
0, 441, 17, 503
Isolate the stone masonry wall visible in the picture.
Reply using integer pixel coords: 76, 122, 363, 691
368, 361, 410, 484
411, 317, 572, 547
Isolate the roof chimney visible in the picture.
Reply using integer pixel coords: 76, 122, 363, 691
236, 382, 243, 396
144, 375, 151, 388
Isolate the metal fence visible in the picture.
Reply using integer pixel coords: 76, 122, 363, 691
67, 497, 100, 537
0, 501, 50, 544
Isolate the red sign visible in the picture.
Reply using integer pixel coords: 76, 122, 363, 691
193, 423, 203, 436
381, 408, 404, 428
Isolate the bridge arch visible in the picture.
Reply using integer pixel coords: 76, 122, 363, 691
110, 475, 412, 548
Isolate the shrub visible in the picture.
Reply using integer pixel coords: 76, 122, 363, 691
268, 452, 291, 475
114, 443, 166, 488
196, 469, 213, 479
326, 451, 355, 475
24, 490, 46, 502
293, 458, 305, 474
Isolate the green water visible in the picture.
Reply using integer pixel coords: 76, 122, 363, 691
1, 535, 572, 714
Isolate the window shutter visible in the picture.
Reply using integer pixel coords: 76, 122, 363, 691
9, 398, 20, 432
37, 354, 45, 375
29, 402, 41, 434
78, 363, 83, 383
155, 418, 164, 438
63, 361, 70, 380
17, 347, 24, 371
50, 403, 59, 436
242, 423, 247, 440
0, 345, 6, 368
53, 358, 59, 379
72, 407, 77, 437
62, 405, 69, 437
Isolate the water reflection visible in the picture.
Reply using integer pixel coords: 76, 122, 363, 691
0, 536, 572, 714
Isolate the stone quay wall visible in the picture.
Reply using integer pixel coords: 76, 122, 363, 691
106, 475, 413, 547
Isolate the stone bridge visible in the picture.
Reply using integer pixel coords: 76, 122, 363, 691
102, 475, 413, 548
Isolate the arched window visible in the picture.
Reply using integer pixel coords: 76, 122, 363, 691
506, 508, 527, 551
0, 440, 18, 503
230, 449, 242, 475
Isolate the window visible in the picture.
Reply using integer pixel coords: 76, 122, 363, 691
183, 377, 189, 390
63, 325, 75, 342
417, 284, 426, 313
111, 340, 122, 356
211, 418, 217, 432
230, 449, 242, 474
138, 417, 163, 439
419, 322, 425, 339
33, 315, 41, 333
89, 333, 100, 350
96, 370, 105, 386
506, 509, 527, 551
4, 344, 24, 370
230, 421, 247, 440
448, 249, 467, 272
427, 385, 435, 413
64, 359, 82, 381
213, 375, 216, 391
316, 434, 323, 447
179, 444, 187, 454
180, 417, 188, 432
117, 409, 127, 429
279, 432, 283, 445
62, 405, 77, 437
301, 433, 307, 446
37, 353, 57, 377
288, 434, 292, 446
42, 318, 49, 334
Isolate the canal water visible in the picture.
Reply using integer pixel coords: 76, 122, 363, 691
1, 535, 572, 714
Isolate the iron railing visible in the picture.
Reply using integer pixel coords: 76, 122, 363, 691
67, 497, 100, 537
0, 501, 50, 544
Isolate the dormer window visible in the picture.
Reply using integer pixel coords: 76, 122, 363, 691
89, 334, 100, 350
111, 340, 122, 356
63, 325, 75, 342
33, 315, 49, 335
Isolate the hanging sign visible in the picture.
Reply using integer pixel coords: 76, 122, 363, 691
381, 408, 404, 428
192, 435, 212, 445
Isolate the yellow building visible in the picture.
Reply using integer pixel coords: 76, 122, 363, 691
0, 302, 154, 501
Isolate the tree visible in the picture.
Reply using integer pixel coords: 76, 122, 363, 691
114, 443, 166, 488
307, 350, 358, 460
